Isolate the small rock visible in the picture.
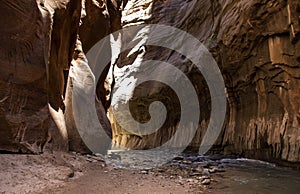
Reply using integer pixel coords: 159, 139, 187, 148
173, 156, 184, 161
141, 170, 149, 174
190, 172, 201, 177
177, 180, 184, 185
88, 155, 105, 162
202, 169, 210, 177
183, 160, 192, 164
68, 171, 75, 178
209, 167, 218, 173
201, 179, 211, 185
187, 179, 194, 182
85, 158, 96, 163
198, 176, 210, 181
94, 153, 106, 160
157, 168, 165, 173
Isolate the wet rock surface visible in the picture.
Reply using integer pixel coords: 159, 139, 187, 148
106, 151, 300, 193
1, 151, 299, 193
106, 151, 229, 192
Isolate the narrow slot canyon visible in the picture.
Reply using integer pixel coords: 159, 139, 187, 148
0, 0, 300, 193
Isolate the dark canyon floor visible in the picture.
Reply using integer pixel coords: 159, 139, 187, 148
1, 152, 300, 194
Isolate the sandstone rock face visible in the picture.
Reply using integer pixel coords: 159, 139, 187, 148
0, 0, 123, 153
0, 0, 57, 153
64, 0, 126, 153
1, 0, 300, 167
110, 0, 300, 166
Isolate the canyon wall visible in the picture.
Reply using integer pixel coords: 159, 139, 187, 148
110, 0, 300, 166
0, 0, 123, 153
0, 0, 300, 167
0, 0, 80, 153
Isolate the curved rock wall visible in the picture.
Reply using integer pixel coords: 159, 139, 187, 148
0, 0, 124, 153
1, 0, 300, 167
0, 0, 67, 153
110, 0, 300, 166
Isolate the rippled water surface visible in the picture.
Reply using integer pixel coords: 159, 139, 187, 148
106, 150, 300, 193
211, 158, 300, 194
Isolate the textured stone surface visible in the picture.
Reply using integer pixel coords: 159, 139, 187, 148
0, 0, 124, 153
0, 0, 56, 153
1, 0, 300, 167
64, 0, 125, 152
110, 0, 300, 166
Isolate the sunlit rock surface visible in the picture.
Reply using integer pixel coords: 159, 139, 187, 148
110, 0, 300, 166
0, 0, 123, 153
0, 0, 300, 168
0, 0, 81, 153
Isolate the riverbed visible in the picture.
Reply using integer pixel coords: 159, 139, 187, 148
106, 150, 300, 193
1, 152, 299, 193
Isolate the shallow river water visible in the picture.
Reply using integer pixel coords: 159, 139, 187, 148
106, 150, 300, 194
211, 158, 300, 194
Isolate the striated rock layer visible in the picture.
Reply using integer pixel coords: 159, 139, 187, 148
1, 0, 300, 168
110, 0, 300, 167
0, 0, 78, 153
0, 0, 125, 153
